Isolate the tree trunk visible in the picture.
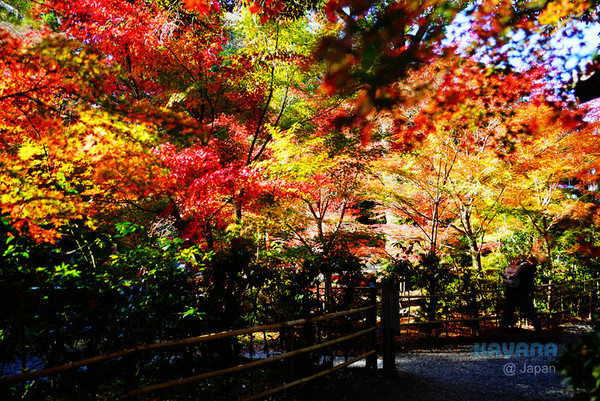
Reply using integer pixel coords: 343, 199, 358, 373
469, 239, 482, 273
206, 221, 214, 251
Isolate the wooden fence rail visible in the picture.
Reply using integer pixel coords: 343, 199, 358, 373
1, 294, 381, 400
120, 327, 377, 399
1, 305, 375, 387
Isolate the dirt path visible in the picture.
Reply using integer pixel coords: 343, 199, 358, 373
286, 324, 590, 401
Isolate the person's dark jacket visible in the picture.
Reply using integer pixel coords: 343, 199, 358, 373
507, 260, 536, 298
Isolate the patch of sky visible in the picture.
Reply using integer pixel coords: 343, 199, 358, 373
443, 9, 600, 85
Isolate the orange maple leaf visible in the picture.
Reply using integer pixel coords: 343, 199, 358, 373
184, 0, 211, 16
249, 2, 261, 14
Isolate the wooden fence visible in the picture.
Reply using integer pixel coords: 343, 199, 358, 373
1, 286, 385, 400
540, 279, 599, 319
395, 278, 600, 340
3, 277, 599, 399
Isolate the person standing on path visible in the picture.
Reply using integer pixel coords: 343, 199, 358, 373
499, 256, 543, 338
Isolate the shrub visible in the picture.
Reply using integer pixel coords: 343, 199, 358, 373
556, 317, 600, 401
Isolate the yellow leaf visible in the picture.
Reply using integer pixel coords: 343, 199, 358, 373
18, 140, 45, 160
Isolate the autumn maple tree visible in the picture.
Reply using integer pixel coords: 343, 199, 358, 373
0, 24, 164, 242
1, 1, 283, 248
498, 102, 600, 274
369, 56, 549, 266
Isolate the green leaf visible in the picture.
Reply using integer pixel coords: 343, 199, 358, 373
115, 222, 141, 237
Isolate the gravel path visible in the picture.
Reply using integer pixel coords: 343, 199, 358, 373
391, 345, 569, 400
287, 325, 591, 401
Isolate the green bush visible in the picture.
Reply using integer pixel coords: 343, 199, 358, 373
557, 317, 600, 401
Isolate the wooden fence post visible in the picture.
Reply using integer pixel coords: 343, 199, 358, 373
286, 327, 295, 382
590, 281, 595, 320
382, 277, 399, 378
366, 280, 377, 370
382, 278, 391, 378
